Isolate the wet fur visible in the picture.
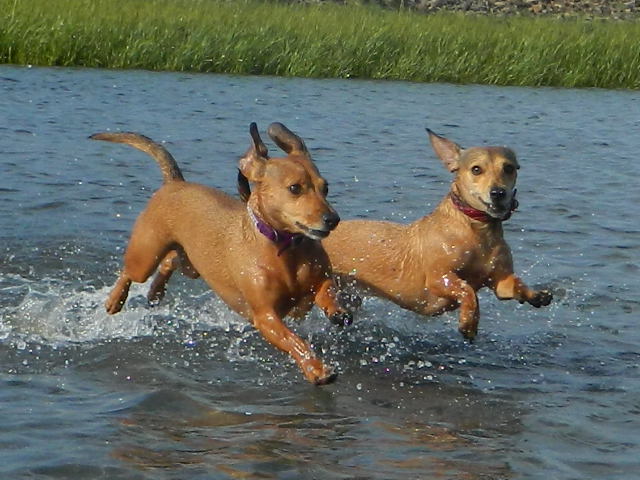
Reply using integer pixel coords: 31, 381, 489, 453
323, 129, 552, 339
91, 124, 349, 384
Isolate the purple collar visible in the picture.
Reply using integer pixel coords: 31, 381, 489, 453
247, 206, 303, 256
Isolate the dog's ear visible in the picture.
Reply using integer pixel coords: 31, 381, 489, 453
239, 122, 268, 182
427, 128, 462, 173
267, 122, 308, 155
237, 169, 251, 202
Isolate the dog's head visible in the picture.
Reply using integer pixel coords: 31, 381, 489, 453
427, 129, 519, 220
238, 122, 339, 240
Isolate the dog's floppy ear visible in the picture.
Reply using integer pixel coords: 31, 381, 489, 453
237, 169, 251, 202
239, 122, 269, 183
267, 122, 308, 155
427, 128, 462, 173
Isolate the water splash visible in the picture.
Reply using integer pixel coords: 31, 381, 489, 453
0, 273, 246, 348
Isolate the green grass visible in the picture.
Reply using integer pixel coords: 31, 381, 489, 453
2, 0, 639, 89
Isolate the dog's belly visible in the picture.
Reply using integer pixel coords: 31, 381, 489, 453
341, 275, 456, 317
201, 275, 251, 318
384, 288, 456, 316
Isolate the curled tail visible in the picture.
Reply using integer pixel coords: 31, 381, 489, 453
90, 132, 184, 183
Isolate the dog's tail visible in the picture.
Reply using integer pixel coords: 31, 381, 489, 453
90, 132, 185, 183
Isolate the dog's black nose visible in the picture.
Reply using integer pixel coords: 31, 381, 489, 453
323, 211, 340, 230
490, 187, 507, 200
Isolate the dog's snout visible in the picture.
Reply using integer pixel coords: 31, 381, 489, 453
323, 211, 340, 230
490, 187, 507, 201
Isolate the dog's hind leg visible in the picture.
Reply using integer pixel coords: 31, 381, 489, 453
147, 250, 179, 306
105, 272, 133, 315
105, 212, 173, 314
147, 248, 200, 305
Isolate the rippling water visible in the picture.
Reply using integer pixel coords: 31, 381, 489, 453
1, 65, 639, 479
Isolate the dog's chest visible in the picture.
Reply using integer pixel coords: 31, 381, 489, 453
273, 254, 327, 296
294, 258, 326, 291
268, 259, 325, 317
457, 240, 506, 286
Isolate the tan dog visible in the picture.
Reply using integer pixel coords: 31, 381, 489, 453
91, 123, 351, 384
324, 129, 552, 340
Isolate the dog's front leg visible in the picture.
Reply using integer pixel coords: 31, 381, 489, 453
314, 277, 353, 327
492, 274, 553, 308
252, 309, 336, 385
429, 273, 479, 340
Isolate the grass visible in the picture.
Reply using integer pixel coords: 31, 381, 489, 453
1, 0, 639, 89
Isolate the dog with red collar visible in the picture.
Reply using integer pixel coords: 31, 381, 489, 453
323, 128, 552, 340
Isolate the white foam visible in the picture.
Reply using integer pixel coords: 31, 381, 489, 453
0, 275, 246, 347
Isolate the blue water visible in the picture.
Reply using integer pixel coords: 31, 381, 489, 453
1, 65, 639, 479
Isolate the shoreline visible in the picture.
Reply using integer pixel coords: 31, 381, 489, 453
2, 0, 639, 90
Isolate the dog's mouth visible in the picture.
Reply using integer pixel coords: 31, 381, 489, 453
295, 222, 331, 240
480, 194, 517, 220
481, 200, 510, 219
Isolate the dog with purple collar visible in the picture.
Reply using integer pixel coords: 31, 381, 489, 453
91, 123, 350, 384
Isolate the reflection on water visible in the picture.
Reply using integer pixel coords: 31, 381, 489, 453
111, 388, 514, 479
1, 65, 639, 479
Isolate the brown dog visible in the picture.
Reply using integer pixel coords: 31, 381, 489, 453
91, 123, 350, 384
323, 129, 552, 340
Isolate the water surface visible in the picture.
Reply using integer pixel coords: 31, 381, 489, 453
1, 65, 639, 479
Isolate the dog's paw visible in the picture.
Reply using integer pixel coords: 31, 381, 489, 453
303, 360, 337, 385
314, 370, 338, 386
330, 310, 353, 327
105, 296, 126, 315
105, 300, 123, 315
337, 291, 362, 311
458, 326, 477, 343
529, 290, 553, 308
147, 288, 163, 305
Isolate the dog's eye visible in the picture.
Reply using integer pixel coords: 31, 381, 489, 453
504, 164, 515, 174
471, 166, 483, 176
288, 184, 302, 195
321, 183, 329, 196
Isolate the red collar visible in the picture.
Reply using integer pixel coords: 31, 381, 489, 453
449, 191, 517, 223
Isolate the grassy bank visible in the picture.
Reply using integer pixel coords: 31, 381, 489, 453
1, 0, 639, 89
